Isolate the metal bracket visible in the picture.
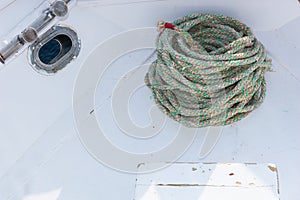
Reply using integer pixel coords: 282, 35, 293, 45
0, 0, 71, 64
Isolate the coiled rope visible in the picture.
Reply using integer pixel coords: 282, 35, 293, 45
145, 13, 271, 128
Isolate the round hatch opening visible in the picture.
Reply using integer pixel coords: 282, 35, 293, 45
38, 34, 72, 65
29, 25, 80, 75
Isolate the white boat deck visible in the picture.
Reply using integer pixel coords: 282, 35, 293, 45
0, 0, 299, 199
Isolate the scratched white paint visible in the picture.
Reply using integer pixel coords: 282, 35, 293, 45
135, 163, 279, 200
0, 0, 299, 200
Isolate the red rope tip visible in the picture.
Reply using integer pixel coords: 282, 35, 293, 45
164, 22, 175, 30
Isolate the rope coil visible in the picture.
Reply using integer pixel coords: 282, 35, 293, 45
145, 13, 271, 127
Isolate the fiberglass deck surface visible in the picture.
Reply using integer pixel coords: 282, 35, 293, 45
0, 1, 299, 199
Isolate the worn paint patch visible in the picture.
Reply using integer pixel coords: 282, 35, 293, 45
135, 163, 279, 200
268, 165, 278, 172
235, 181, 242, 185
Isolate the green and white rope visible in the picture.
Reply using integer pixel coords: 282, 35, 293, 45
145, 13, 271, 128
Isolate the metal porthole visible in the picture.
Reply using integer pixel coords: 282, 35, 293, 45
28, 25, 80, 75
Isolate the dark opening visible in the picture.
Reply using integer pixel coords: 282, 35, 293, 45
38, 34, 72, 65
